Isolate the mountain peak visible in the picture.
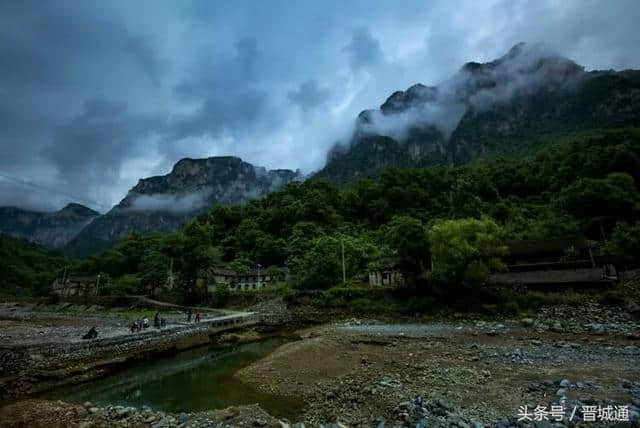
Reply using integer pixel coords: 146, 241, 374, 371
315, 43, 640, 183
57, 203, 100, 218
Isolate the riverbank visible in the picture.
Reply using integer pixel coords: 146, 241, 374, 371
0, 399, 282, 428
2, 299, 640, 426
0, 302, 256, 401
235, 303, 640, 426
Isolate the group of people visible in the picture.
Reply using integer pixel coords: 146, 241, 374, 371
186, 308, 202, 323
130, 312, 166, 333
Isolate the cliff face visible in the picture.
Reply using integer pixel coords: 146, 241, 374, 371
315, 43, 640, 183
64, 156, 301, 256
0, 203, 99, 248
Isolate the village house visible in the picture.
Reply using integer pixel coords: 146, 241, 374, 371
52, 275, 107, 297
489, 238, 616, 286
368, 259, 405, 287
198, 266, 285, 293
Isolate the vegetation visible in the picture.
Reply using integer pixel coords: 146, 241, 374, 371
2, 128, 640, 308
0, 233, 67, 296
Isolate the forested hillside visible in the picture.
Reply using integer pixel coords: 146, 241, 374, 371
0, 234, 67, 296
57, 128, 640, 301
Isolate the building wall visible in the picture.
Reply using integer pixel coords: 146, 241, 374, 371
205, 273, 275, 293
489, 267, 605, 285
368, 269, 404, 287
52, 278, 98, 297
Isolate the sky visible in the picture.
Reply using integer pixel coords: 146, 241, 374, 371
1, 0, 639, 212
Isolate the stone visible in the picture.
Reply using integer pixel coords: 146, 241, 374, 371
115, 407, 131, 418
556, 388, 567, 397
151, 420, 167, 428
521, 318, 534, 327
551, 321, 563, 332
436, 399, 454, 412
559, 379, 570, 388
588, 323, 605, 334
254, 418, 268, 427
88, 407, 100, 414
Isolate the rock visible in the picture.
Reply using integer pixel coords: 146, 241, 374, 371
588, 323, 605, 334
115, 407, 131, 418
88, 407, 100, 414
559, 379, 570, 388
435, 399, 454, 412
521, 318, 534, 327
83, 401, 92, 409
254, 418, 268, 427
551, 321, 563, 332
178, 412, 189, 424
556, 388, 567, 397
151, 420, 167, 428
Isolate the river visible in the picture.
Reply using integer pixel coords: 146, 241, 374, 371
43, 337, 302, 418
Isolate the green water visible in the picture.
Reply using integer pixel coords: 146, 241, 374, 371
44, 337, 302, 418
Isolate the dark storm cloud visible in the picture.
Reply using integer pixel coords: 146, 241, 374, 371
288, 80, 331, 112
45, 99, 164, 187
0, 0, 639, 211
344, 28, 384, 71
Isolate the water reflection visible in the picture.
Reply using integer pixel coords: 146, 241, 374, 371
45, 337, 301, 418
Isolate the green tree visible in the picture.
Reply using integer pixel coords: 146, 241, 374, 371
111, 274, 140, 296
138, 249, 170, 297
602, 222, 640, 270
382, 216, 429, 279
558, 172, 640, 238
428, 217, 508, 286
293, 234, 382, 290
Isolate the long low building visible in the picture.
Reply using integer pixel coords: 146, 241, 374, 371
198, 266, 285, 293
489, 238, 616, 286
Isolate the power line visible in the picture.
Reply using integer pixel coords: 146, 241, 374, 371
0, 171, 110, 211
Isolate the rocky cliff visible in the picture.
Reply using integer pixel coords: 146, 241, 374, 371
315, 43, 640, 182
0, 203, 99, 248
64, 156, 300, 256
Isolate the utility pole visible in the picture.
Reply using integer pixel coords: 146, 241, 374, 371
257, 263, 262, 288
341, 238, 346, 285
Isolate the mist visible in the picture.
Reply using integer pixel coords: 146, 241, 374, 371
354, 43, 584, 144
126, 190, 211, 213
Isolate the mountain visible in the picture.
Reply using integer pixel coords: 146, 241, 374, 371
0, 203, 99, 248
64, 156, 301, 256
315, 43, 640, 183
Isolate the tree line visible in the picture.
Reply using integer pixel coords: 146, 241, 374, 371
3, 128, 640, 300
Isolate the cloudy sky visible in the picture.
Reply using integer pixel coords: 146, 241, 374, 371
1, 0, 639, 212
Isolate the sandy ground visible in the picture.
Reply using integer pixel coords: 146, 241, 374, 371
236, 316, 640, 425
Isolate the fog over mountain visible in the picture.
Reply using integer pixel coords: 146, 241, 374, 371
1, 0, 639, 211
